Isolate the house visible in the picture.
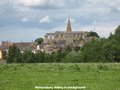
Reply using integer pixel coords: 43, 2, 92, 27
0, 45, 6, 59
32, 44, 44, 54
1, 41, 13, 53
1, 41, 34, 54
43, 44, 60, 54
0, 49, 2, 59
13, 42, 33, 53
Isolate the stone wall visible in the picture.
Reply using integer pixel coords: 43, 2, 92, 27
44, 31, 91, 47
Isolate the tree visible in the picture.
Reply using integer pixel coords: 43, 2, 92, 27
114, 25, 120, 43
7, 45, 22, 63
107, 25, 120, 62
44, 53, 51, 63
102, 41, 115, 62
64, 53, 74, 63
81, 39, 104, 62
51, 52, 61, 62
64, 45, 72, 53
74, 46, 80, 52
64, 50, 83, 63
38, 51, 46, 63
22, 50, 36, 63
33, 51, 46, 63
103, 38, 120, 62
35, 38, 44, 44
89, 31, 100, 38
35, 52, 42, 63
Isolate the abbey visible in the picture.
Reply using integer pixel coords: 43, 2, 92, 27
44, 19, 96, 47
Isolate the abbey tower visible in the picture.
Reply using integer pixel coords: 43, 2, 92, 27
44, 19, 92, 47
66, 19, 72, 32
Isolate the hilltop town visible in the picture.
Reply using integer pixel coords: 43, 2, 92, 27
0, 19, 98, 60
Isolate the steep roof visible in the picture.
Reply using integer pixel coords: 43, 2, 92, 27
13, 42, 33, 50
66, 19, 72, 32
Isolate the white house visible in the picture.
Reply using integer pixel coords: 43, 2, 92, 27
0, 49, 3, 59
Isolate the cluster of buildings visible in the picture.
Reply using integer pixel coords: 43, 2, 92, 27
0, 41, 61, 59
0, 19, 97, 60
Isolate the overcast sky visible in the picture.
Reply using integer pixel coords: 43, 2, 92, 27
0, 0, 120, 42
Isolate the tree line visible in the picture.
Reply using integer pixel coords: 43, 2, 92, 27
6, 25, 120, 63
81, 25, 120, 62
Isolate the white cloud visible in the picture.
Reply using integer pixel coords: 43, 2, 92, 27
79, 25, 116, 38
12, 0, 65, 8
22, 17, 28, 22
117, 7, 120, 11
92, 26, 116, 38
39, 16, 51, 23
16, 0, 48, 7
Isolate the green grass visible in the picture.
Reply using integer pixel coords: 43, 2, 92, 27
0, 63, 120, 90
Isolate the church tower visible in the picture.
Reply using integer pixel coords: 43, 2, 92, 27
66, 19, 72, 32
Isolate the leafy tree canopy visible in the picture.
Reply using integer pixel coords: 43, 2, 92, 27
35, 38, 44, 44
7, 44, 22, 63
89, 31, 100, 38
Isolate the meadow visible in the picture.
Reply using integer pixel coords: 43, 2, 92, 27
0, 63, 120, 90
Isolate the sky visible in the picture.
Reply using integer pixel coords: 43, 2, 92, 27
0, 0, 120, 42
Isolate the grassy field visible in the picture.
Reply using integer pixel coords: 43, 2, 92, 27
0, 63, 120, 90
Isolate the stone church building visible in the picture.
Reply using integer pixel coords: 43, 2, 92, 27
44, 19, 94, 47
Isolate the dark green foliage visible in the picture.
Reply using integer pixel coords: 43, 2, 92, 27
44, 53, 51, 62
64, 50, 83, 63
107, 25, 120, 62
114, 25, 120, 43
22, 50, 36, 63
35, 37, 44, 44
50, 49, 69, 62
102, 39, 118, 62
35, 52, 45, 63
89, 31, 100, 38
51, 52, 60, 62
102, 42, 114, 62
64, 53, 74, 63
23, 51, 47, 63
81, 39, 105, 62
7, 45, 22, 63
74, 46, 80, 52
37, 51, 46, 63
